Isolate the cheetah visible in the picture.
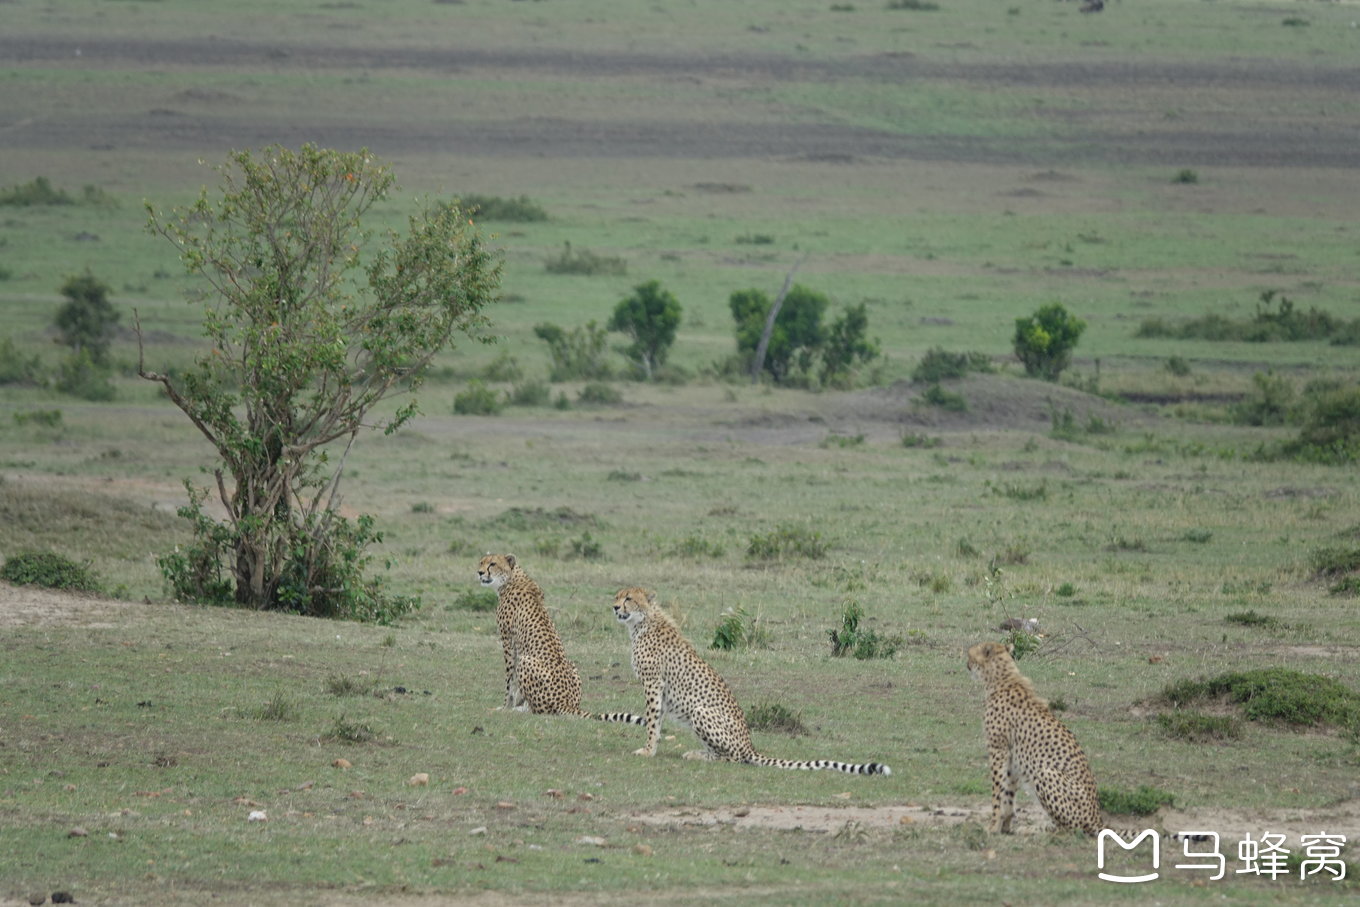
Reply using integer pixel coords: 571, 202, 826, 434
966, 641, 1102, 834
611, 587, 891, 775
476, 554, 641, 725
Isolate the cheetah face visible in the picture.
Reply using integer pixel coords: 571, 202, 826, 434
966, 641, 1010, 681
612, 586, 656, 630
477, 553, 516, 590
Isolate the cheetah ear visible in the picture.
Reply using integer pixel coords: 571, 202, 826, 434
1003, 641, 1015, 657
646, 590, 658, 606
504, 553, 516, 570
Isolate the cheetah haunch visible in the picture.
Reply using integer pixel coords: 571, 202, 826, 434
612, 587, 890, 775
477, 554, 641, 725
967, 641, 1102, 834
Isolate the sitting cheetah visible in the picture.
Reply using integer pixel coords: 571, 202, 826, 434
476, 554, 641, 725
611, 587, 891, 775
966, 641, 1102, 834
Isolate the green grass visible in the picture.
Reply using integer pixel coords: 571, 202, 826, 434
3, 0, 1360, 902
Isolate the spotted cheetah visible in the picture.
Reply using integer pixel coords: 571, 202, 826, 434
476, 554, 641, 725
611, 587, 891, 775
966, 641, 1102, 834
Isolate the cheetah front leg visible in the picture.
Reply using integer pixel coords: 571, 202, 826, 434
988, 743, 1019, 833
635, 680, 665, 756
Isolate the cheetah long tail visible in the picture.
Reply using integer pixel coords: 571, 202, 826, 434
580, 710, 646, 726
751, 756, 892, 776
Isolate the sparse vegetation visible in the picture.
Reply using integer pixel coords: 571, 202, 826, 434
453, 380, 504, 415
448, 588, 498, 613
747, 702, 808, 735
711, 607, 769, 650
1159, 669, 1360, 729
1156, 711, 1243, 743
746, 524, 828, 561
1014, 303, 1086, 382
828, 599, 902, 659
544, 241, 627, 276
912, 347, 992, 383
455, 193, 548, 222
534, 321, 614, 381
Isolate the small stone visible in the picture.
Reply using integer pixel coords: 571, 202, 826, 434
576, 835, 606, 847
332, 758, 352, 770
247, 810, 267, 822
67, 827, 89, 838
495, 801, 515, 810
632, 843, 653, 856
27, 893, 46, 906
468, 826, 487, 835
408, 773, 430, 787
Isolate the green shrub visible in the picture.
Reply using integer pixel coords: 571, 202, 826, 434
324, 674, 374, 697
734, 233, 775, 245
828, 599, 902, 659
1156, 711, 1243, 743
1098, 785, 1176, 816
55, 351, 116, 401
578, 382, 623, 405
250, 692, 299, 722
992, 480, 1048, 501
1013, 303, 1086, 381
507, 379, 551, 406
449, 588, 498, 612
672, 535, 726, 559
1172, 169, 1199, 185
323, 715, 379, 744
912, 347, 992, 383
1159, 668, 1360, 728
1, 551, 102, 592
1284, 385, 1360, 463
747, 524, 828, 561
569, 532, 604, 560
1005, 628, 1042, 660
730, 284, 827, 385
0, 336, 43, 385
481, 350, 523, 382
1055, 582, 1077, 597
484, 506, 601, 532
1224, 610, 1285, 630
534, 321, 614, 381
1310, 545, 1360, 577
453, 379, 503, 415
1230, 370, 1295, 426
1182, 529, 1213, 544
0, 176, 75, 206
13, 409, 63, 428
55, 269, 119, 364
544, 241, 626, 276
887, 0, 939, 9
747, 702, 808, 735
818, 302, 880, 389
901, 431, 942, 449
456, 194, 548, 222
1165, 355, 1192, 376
711, 608, 769, 650
608, 280, 682, 380
919, 382, 967, 411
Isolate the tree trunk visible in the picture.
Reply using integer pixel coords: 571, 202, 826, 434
749, 254, 808, 383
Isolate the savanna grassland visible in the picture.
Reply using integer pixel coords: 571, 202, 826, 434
2, 0, 1359, 904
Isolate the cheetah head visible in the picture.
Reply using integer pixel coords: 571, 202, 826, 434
966, 641, 1013, 682
612, 586, 657, 630
477, 553, 517, 590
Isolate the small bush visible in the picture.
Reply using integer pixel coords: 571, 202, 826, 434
0, 337, 43, 385
993, 480, 1049, 502
1182, 529, 1213, 544
1310, 545, 1360, 577
453, 380, 503, 415
534, 321, 614, 381
544, 241, 627, 276
821, 432, 865, 449
1098, 785, 1176, 816
1014, 303, 1086, 381
448, 588, 498, 613
1006, 629, 1042, 660
323, 715, 378, 744
507, 379, 551, 407
828, 599, 902, 660
673, 536, 726, 559
1230, 370, 1295, 427
1172, 169, 1199, 185
887, 0, 939, 9
569, 532, 604, 560
456, 194, 548, 222
578, 382, 623, 405
747, 702, 808, 735
1, 551, 102, 592
250, 692, 299, 722
324, 674, 374, 697
919, 382, 967, 411
912, 347, 992, 383
711, 608, 769, 650
0, 176, 75, 206
13, 409, 63, 428
1156, 711, 1243, 743
901, 431, 942, 449
1160, 668, 1360, 728
1224, 610, 1285, 630
55, 351, 116, 401
1165, 355, 1192, 377
747, 524, 828, 561
481, 350, 523, 382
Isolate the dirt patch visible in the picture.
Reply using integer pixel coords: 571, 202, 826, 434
631, 799, 1360, 843
0, 580, 143, 629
